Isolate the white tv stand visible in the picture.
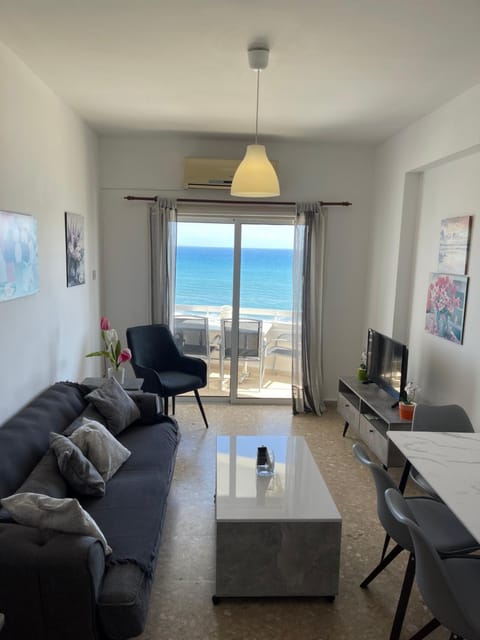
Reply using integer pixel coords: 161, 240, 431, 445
337, 376, 412, 468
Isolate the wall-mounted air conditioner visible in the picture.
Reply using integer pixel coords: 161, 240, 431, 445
183, 158, 240, 190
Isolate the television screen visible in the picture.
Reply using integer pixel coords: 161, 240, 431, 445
366, 329, 408, 401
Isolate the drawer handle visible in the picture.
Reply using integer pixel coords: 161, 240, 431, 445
345, 403, 350, 407
369, 429, 374, 433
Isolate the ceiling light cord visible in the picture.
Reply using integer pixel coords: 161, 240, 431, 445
255, 69, 260, 144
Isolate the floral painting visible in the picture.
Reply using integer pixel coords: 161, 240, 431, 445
65, 212, 85, 287
438, 215, 472, 274
0, 210, 39, 302
425, 273, 468, 344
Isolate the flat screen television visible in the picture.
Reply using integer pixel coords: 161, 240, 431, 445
366, 328, 409, 402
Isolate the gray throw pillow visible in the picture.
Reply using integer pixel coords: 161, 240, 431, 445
85, 377, 140, 435
49, 433, 105, 497
1, 492, 112, 555
70, 419, 131, 482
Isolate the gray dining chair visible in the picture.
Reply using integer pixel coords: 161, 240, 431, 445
385, 487, 480, 640
352, 443, 479, 640
410, 404, 474, 498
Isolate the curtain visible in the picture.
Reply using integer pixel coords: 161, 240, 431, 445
149, 199, 177, 326
292, 203, 327, 415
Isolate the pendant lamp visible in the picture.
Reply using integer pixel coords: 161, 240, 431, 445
231, 47, 280, 198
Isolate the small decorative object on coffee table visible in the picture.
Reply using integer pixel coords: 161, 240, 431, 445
256, 445, 275, 476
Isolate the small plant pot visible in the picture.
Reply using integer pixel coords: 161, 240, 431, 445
399, 401, 415, 421
357, 367, 368, 382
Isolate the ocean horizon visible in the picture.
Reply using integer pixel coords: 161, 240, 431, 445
175, 246, 293, 311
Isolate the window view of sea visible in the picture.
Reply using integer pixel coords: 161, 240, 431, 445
175, 245, 293, 311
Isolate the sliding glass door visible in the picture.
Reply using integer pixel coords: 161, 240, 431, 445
174, 216, 294, 402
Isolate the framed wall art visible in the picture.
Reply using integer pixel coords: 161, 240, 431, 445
65, 211, 85, 287
425, 272, 468, 344
437, 215, 472, 275
0, 209, 39, 302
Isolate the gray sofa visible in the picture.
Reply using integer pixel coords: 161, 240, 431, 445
0, 381, 180, 640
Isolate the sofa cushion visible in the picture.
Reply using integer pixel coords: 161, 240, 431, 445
70, 420, 131, 482
85, 378, 140, 435
16, 448, 68, 498
1, 493, 112, 555
49, 433, 105, 497
80, 418, 180, 576
0, 383, 88, 500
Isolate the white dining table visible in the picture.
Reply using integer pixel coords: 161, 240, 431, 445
388, 431, 480, 543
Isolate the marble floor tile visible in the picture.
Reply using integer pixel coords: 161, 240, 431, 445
137, 402, 446, 640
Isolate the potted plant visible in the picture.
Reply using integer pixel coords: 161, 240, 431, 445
86, 316, 132, 384
399, 381, 420, 420
357, 350, 368, 382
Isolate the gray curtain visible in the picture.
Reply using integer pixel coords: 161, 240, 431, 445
292, 203, 326, 415
149, 199, 177, 326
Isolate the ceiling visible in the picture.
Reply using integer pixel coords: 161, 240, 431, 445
1, 0, 480, 143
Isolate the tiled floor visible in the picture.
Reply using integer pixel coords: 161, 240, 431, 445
138, 402, 447, 640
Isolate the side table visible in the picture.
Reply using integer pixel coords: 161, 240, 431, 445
81, 377, 144, 391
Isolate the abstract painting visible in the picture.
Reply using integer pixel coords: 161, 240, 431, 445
425, 272, 468, 344
0, 210, 39, 302
437, 215, 472, 274
65, 211, 85, 287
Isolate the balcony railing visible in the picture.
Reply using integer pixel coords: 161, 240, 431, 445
174, 304, 293, 398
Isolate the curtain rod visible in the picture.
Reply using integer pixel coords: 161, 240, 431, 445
124, 195, 352, 207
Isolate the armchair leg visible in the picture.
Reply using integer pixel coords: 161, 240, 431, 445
172, 396, 176, 415
163, 396, 169, 415
194, 389, 209, 429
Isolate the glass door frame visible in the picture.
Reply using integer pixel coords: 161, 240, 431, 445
175, 209, 295, 405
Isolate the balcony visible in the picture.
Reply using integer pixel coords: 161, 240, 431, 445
174, 305, 293, 400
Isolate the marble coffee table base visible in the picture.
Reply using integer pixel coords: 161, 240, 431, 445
215, 520, 341, 600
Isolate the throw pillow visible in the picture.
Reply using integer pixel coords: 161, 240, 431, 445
70, 419, 131, 482
85, 377, 140, 435
1, 492, 112, 555
49, 433, 105, 497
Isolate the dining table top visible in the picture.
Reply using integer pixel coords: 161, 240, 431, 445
387, 430, 480, 542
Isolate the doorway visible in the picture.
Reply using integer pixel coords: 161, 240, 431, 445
174, 217, 294, 402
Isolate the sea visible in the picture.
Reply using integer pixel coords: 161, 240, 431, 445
175, 246, 293, 311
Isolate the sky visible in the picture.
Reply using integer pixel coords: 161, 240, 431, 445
177, 222, 294, 249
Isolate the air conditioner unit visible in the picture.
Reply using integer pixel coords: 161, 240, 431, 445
183, 158, 240, 190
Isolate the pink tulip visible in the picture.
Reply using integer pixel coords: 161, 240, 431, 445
118, 348, 132, 363
100, 316, 111, 331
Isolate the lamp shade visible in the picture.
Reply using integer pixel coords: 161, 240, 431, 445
230, 144, 280, 198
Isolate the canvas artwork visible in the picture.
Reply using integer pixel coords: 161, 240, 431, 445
438, 215, 472, 274
0, 210, 39, 302
425, 272, 468, 344
65, 212, 85, 287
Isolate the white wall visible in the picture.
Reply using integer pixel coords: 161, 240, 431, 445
0, 42, 100, 423
368, 82, 480, 425
99, 134, 375, 399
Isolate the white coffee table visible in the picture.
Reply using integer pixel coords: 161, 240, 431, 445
214, 435, 341, 601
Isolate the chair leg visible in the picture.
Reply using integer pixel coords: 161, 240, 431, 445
172, 396, 176, 415
360, 544, 403, 588
389, 552, 415, 640
194, 389, 209, 429
163, 396, 169, 415
407, 618, 441, 640
381, 533, 391, 561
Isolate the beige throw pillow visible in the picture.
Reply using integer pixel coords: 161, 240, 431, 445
70, 419, 131, 482
1, 492, 112, 555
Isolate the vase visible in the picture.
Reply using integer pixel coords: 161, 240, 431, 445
107, 367, 125, 385
399, 401, 415, 421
